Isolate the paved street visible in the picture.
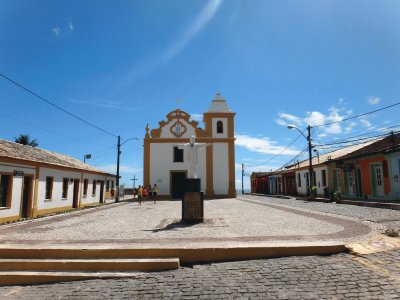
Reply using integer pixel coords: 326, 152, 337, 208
240, 194, 400, 234
1, 249, 399, 299
0, 195, 399, 299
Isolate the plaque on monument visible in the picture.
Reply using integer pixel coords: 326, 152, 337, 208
182, 191, 204, 223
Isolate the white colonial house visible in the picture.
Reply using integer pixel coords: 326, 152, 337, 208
0, 139, 115, 224
143, 93, 236, 199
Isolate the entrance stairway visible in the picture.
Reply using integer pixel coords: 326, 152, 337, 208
0, 248, 180, 285
0, 243, 347, 285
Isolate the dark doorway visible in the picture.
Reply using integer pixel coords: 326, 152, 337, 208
355, 166, 363, 197
171, 171, 186, 199
21, 176, 33, 218
99, 180, 104, 204
73, 179, 80, 208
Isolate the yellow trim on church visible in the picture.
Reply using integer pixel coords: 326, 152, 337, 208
143, 97, 236, 199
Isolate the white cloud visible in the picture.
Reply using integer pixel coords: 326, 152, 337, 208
120, 0, 222, 88
275, 119, 287, 126
235, 163, 279, 174
52, 27, 61, 37
162, 0, 222, 63
277, 113, 303, 126
304, 111, 326, 127
359, 118, 372, 128
324, 123, 342, 134
277, 105, 360, 137
367, 97, 381, 105
190, 113, 203, 121
235, 134, 298, 155
247, 165, 279, 172
68, 98, 136, 112
95, 164, 138, 174
344, 121, 357, 134
68, 20, 74, 32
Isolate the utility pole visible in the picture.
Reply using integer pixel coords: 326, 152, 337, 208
307, 125, 314, 199
242, 163, 245, 194
115, 136, 139, 203
116, 135, 121, 202
287, 124, 314, 199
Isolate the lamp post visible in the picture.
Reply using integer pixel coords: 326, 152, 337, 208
84, 154, 91, 163
287, 125, 315, 199
116, 136, 139, 202
241, 163, 245, 194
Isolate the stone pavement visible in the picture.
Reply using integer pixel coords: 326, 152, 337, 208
0, 197, 378, 247
0, 195, 400, 299
241, 194, 400, 235
1, 249, 399, 299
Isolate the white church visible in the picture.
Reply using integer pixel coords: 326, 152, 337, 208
143, 93, 236, 199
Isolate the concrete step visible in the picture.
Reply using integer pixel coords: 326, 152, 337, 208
0, 270, 145, 285
0, 243, 347, 263
0, 258, 180, 272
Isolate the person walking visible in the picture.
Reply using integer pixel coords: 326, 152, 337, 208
152, 184, 159, 204
142, 185, 148, 203
137, 185, 143, 205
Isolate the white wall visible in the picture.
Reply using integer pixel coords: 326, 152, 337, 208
38, 168, 81, 210
389, 152, 400, 200
0, 162, 35, 218
213, 143, 229, 195
295, 166, 328, 196
160, 119, 196, 139
211, 118, 228, 138
81, 173, 107, 205
150, 143, 207, 194
38, 169, 108, 210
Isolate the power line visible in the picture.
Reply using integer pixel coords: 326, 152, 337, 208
313, 102, 400, 128
315, 135, 385, 151
0, 111, 110, 147
285, 147, 308, 166
315, 131, 394, 147
279, 146, 308, 170
247, 133, 304, 168
329, 123, 400, 143
0, 73, 118, 138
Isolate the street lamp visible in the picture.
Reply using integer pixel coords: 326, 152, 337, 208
84, 154, 91, 163
116, 136, 139, 202
287, 124, 315, 199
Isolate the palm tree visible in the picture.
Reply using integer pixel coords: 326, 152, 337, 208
14, 134, 39, 147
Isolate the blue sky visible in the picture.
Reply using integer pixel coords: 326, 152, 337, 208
1, 0, 400, 190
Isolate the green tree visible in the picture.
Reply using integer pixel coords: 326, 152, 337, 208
14, 134, 39, 147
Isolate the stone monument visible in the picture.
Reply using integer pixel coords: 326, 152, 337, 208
178, 136, 209, 223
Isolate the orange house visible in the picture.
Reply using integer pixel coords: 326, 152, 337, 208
327, 133, 400, 201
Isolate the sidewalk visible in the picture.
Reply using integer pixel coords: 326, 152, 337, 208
250, 193, 400, 210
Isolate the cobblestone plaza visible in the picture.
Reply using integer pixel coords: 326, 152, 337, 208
0, 195, 399, 299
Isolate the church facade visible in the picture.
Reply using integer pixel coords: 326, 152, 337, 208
143, 93, 236, 199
